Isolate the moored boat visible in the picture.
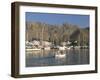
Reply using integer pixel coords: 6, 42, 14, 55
26, 48, 41, 51
55, 51, 66, 58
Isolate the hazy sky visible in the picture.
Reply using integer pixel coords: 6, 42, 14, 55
26, 12, 89, 28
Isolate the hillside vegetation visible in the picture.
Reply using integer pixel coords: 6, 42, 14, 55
26, 22, 89, 46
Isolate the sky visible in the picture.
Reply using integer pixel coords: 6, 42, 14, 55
26, 12, 89, 28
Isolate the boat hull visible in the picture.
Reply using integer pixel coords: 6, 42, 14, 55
26, 48, 41, 51
55, 53, 66, 58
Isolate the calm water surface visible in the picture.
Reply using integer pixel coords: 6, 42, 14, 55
26, 49, 89, 67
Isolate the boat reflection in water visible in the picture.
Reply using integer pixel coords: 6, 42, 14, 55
26, 49, 89, 67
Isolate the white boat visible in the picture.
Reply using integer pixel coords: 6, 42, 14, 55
55, 51, 66, 58
58, 46, 66, 50
43, 47, 51, 50
26, 48, 41, 51
55, 54, 66, 58
26, 44, 41, 51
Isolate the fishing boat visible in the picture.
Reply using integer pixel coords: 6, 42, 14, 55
55, 50, 66, 58
26, 45, 41, 51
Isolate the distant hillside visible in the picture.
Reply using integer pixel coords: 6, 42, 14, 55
26, 22, 89, 46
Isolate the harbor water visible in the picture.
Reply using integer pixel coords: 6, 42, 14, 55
26, 49, 89, 67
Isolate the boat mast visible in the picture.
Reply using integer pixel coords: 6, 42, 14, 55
41, 24, 45, 46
